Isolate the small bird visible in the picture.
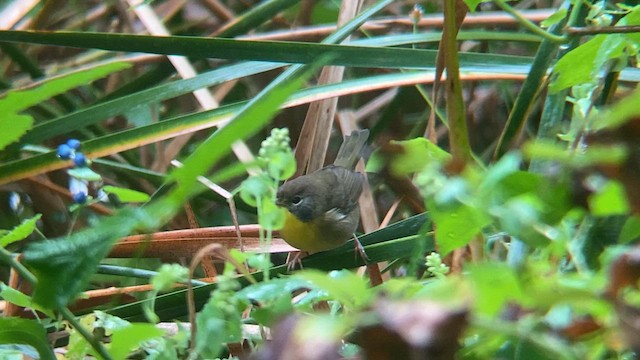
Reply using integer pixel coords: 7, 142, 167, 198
276, 129, 369, 255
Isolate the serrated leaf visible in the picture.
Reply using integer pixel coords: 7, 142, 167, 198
0, 214, 41, 247
0, 114, 33, 151
23, 208, 148, 309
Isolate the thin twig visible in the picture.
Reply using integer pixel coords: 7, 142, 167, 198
494, 0, 567, 43
565, 25, 640, 35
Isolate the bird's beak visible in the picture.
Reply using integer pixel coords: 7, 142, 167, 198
275, 197, 285, 207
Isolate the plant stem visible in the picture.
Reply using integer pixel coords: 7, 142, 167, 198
443, 0, 472, 163
494, 0, 567, 43
0, 248, 37, 285
59, 307, 113, 360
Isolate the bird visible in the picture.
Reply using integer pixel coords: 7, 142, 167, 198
276, 129, 369, 256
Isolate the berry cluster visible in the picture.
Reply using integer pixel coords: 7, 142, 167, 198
258, 128, 291, 159
56, 139, 89, 204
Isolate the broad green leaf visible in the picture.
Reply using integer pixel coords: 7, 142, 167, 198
195, 296, 243, 358
466, 262, 527, 316
0, 62, 130, 150
0, 62, 129, 113
431, 203, 491, 256
0, 283, 32, 308
549, 5, 640, 93
0, 214, 41, 247
109, 324, 164, 360
0, 318, 55, 360
589, 180, 630, 217
102, 185, 151, 203
493, 193, 550, 247
0, 114, 32, 152
0, 284, 55, 320
550, 34, 626, 93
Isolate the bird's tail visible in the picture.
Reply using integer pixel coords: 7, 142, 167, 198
333, 129, 369, 170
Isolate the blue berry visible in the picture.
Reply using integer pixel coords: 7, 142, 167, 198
66, 138, 81, 150
73, 192, 87, 204
57, 144, 72, 160
73, 152, 87, 167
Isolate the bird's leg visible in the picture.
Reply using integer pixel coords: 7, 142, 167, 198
286, 251, 308, 271
353, 233, 369, 264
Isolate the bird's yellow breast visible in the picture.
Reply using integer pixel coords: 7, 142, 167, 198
280, 210, 330, 253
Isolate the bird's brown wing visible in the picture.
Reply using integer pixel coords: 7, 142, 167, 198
322, 165, 364, 215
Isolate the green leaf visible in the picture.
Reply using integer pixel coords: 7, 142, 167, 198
195, 297, 243, 358
619, 216, 640, 244
295, 269, 373, 310
151, 264, 188, 292
549, 34, 626, 93
0, 318, 55, 360
589, 180, 630, 217
524, 140, 627, 167
267, 151, 296, 181
466, 262, 527, 316
239, 175, 271, 207
463, 0, 490, 12
0, 283, 32, 308
0, 30, 532, 71
541, 8, 568, 28
493, 193, 550, 247
23, 208, 149, 309
0, 62, 130, 150
0, 114, 33, 152
109, 324, 164, 360
0, 214, 41, 247
102, 185, 151, 203
591, 86, 640, 131
431, 202, 491, 256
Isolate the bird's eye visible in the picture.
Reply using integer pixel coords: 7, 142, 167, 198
291, 195, 303, 205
